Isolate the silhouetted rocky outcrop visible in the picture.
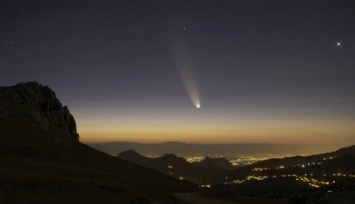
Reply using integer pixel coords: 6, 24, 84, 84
0, 82, 79, 142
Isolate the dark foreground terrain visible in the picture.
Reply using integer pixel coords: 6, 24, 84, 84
1, 82, 354, 204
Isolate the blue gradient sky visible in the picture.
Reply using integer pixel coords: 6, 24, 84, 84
1, 0, 355, 147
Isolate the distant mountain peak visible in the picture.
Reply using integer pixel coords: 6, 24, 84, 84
163, 153, 179, 157
161, 141, 186, 145
118, 149, 149, 165
122, 149, 139, 154
118, 149, 145, 158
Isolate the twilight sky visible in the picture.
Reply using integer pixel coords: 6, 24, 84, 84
1, 0, 355, 147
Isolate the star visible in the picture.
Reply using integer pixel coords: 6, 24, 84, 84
337, 42, 341, 46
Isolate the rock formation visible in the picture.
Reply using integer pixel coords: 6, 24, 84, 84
0, 82, 79, 142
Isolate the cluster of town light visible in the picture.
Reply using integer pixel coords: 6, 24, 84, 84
170, 155, 354, 190
223, 155, 355, 189
209, 171, 355, 189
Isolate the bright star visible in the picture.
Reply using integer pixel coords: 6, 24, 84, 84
337, 42, 341, 46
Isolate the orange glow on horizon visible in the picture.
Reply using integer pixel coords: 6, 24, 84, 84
73, 106, 355, 146
78, 118, 355, 145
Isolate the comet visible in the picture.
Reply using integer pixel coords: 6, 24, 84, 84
172, 39, 201, 109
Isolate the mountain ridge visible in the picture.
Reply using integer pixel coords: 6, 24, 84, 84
92, 141, 339, 156
118, 149, 235, 184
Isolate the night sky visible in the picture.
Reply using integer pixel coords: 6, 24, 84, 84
1, 0, 355, 147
